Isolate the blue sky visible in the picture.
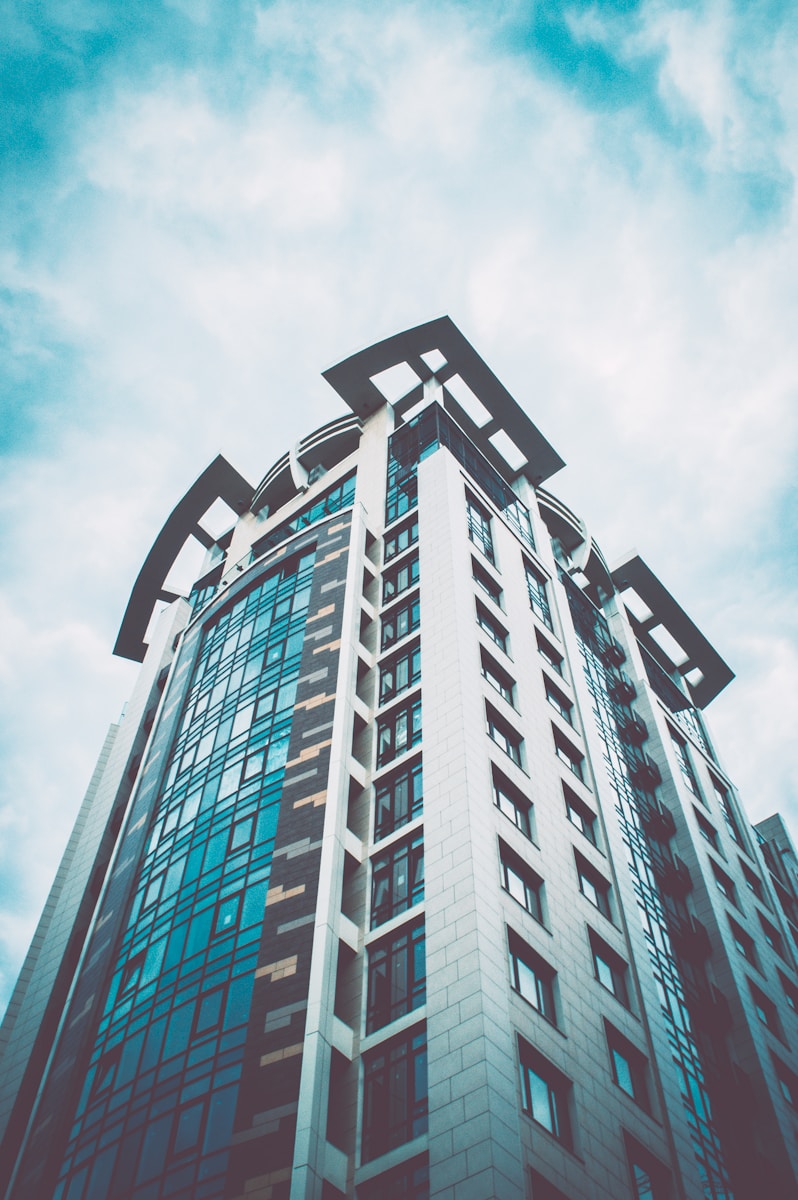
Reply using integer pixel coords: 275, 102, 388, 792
1, 0, 797, 1013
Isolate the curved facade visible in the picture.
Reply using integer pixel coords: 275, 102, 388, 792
2, 319, 797, 1200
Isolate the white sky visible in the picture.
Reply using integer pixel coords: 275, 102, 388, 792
1, 0, 796, 1014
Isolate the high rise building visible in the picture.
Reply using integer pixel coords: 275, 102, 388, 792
1, 317, 796, 1200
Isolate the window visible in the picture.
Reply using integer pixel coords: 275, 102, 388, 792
493, 766, 533, 837
606, 1023, 650, 1109
563, 784, 597, 845
508, 929, 557, 1023
466, 491, 495, 563
472, 558, 503, 608
749, 979, 783, 1039
367, 920, 426, 1033
486, 703, 523, 767
553, 728, 584, 782
476, 600, 508, 653
381, 594, 420, 650
772, 1055, 798, 1109
384, 517, 418, 563
589, 928, 629, 1006
528, 1171, 572, 1200
380, 641, 421, 704
518, 1038, 572, 1146
545, 678, 573, 725
693, 807, 721, 853
778, 970, 798, 1014
711, 860, 738, 907
371, 833, 424, 927
727, 915, 758, 968
525, 561, 553, 630
500, 839, 544, 923
536, 629, 563, 676
362, 1026, 428, 1161
374, 757, 423, 841
383, 552, 420, 603
624, 1135, 672, 1200
357, 1156, 429, 1200
377, 696, 422, 767
711, 775, 744, 847
481, 649, 515, 706
758, 912, 786, 958
670, 729, 701, 797
576, 852, 612, 920
740, 860, 767, 904
213, 893, 240, 936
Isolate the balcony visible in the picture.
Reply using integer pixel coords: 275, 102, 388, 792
600, 638, 626, 667
638, 795, 676, 842
690, 982, 733, 1034
629, 753, 662, 790
608, 671, 636, 704
670, 914, 712, 962
654, 852, 693, 898
617, 714, 649, 747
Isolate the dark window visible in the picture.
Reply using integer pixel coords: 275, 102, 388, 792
553, 728, 584, 781
371, 834, 424, 927
528, 1170, 573, 1200
500, 839, 544, 923
589, 928, 629, 1006
375, 757, 423, 841
749, 979, 783, 1039
487, 703, 523, 766
727, 915, 758, 968
778, 970, 798, 1013
712, 776, 744, 847
772, 1054, 798, 1109
576, 852, 612, 920
481, 649, 515, 706
472, 558, 503, 608
670, 729, 701, 797
740, 860, 767, 904
711, 861, 738, 907
362, 1026, 428, 1161
518, 1037, 572, 1146
525, 562, 553, 630
564, 783, 597, 845
381, 594, 420, 650
758, 912, 786, 958
545, 678, 573, 725
693, 807, 720, 852
367, 920, 426, 1033
625, 1136, 672, 1200
380, 641, 421, 704
383, 552, 420, 604
213, 893, 240, 936
377, 696, 422, 767
536, 629, 564, 676
494, 767, 534, 839
384, 517, 419, 563
357, 1156, 429, 1200
508, 929, 557, 1023
476, 600, 508, 653
606, 1022, 650, 1109
466, 491, 495, 563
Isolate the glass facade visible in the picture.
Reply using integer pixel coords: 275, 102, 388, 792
53, 551, 317, 1200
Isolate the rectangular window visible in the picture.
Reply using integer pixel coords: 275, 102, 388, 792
711, 860, 738, 907
712, 776, 744, 847
367, 919, 426, 1033
772, 1055, 798, 1109
384, 517, 419, 563
518, 1037, 572, 1146
472, 558, 503, 608
383, 552, 420, 604
536, 629, 563, 676
374, 757, 423, 842
371, 833, 424, 928
545, 678, 573, 725
727, 915, 758, 969
740, 860, 767, 904
493, 767, 533, 839
499, 839, 544, 923
625, 1136, 672, 1200
778, 970, 798, 1013
525, 561, 553, 630
357, 1157, 429, 1200
670, 729, 701, 797
553, 728, 584, 782
758, 912, 786, 958
466, 491, 495, 563
589, 928, 629, 1006
528, 1171, 572, 1200
481, 648, 516, 706
377, 697, 422, 767
362, 1026, 428, 1161
575, 852, 612, 920
564, 784, 597, 845
508, 929, 557, 1023
486, 703, 523, 767
606, 1022, 650, 1110
380, 641, 421, 705
381, 595, 420, 651
693, 807, 721, 852
749, 979, 783, 1039
476, 600, 508, 654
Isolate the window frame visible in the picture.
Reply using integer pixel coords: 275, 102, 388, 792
370, 832, 425, 928
575, 851, 612, 920
382, 551, 420, 604
508, 929, 557, 1024
499, 838, 545, 924
466, 490, 495, 564
481, 648, 516, 707
553, 728, 584, 782
379, 640, 422, 706
563, 783, 597, 846
518, 1037, 572, 1147
524, 560, 553, 631
376, 695, 422, 768
472, 558, 503, 608
493, 766, 533, 839
589, 928, 630, 1007
606, 1021, 650, 1111
486, 702, 523, 767
535, 629, 564, 676
366, 918, 426, 1034
374, 756, 423, 842
476, 599, 509, 654
384, 516, 419, 563
381, 593, 421, 651
545, 677, 573, 725
362, 1025, 428, 1161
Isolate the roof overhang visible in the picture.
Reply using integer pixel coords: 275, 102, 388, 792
322, 316, 565, 487
611, 554, 734, 709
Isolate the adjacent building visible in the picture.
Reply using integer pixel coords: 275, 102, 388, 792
1, 317, 797, 1200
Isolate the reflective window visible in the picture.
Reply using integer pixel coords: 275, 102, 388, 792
518, 1038, 572, 1146
381, 594, 421, 651
466, 491, 495, 563
508, 930, 556, 1023
371, 834, 424, 927
367, 919, 426, 1033
525, 561, 552, 630
374, 757, 423, 842
499, 840, 544, 924
377, 697, 422, 767
362, 1026, 428, 1161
